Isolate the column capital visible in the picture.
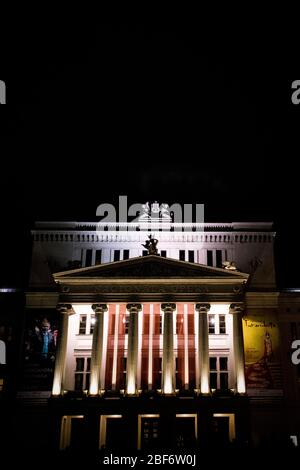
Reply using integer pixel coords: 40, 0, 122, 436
229, 303, 244, 314
161, 303, 176, 312
56, 304, 73, 314
195, 303, 211, 313
126, 303, 142, 313
92, 303, 108, 314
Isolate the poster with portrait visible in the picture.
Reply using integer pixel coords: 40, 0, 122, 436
22, 311, 59, 390
242, 310, 282, 395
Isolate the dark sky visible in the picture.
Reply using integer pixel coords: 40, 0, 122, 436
1, 23, 300, 287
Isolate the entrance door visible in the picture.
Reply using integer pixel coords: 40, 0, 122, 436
105, 418, 124, 450
175, 416, 197, 448
141, 417, 160, 450
211, 414, 235, 447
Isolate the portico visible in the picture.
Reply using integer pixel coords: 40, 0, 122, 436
52, 255, 249, 397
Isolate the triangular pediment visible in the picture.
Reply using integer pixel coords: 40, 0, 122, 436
54, 255, 248, 280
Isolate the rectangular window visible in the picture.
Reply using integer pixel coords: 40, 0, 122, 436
219, 315, 226, 334
79, 315, 87, 335
219, 357, 228, 371
179, 250, 185, 261
123, 249, 130, 260
160, 250, 167, 258
74, 357, 91, 391
90, 315, 95, 335
220, 372, 228, 389
210, 357, 229, 390
207, 250, 213, 266
188, 251, 194, 263
85, 249, 92, 267
159, 314, 163, 334
208, 315, 215, 334
210, 357, 217, 371
210, 371, 217, 390
123, 313, 130, 335
114, 250, 120, 262
76, 358, 85, 372
95, 249, 102, 265
143, 250, 148, 257
216, 250, 222, 268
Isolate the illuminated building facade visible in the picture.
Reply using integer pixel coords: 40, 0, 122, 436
16, 218, 300, 450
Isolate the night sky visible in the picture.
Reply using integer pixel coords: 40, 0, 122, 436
1, 23, 300, 287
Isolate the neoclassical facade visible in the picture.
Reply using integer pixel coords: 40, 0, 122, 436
17, 219, 300, 450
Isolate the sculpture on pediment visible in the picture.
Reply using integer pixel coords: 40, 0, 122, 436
160, 203, 171, 220
139, 202, 150, 220
222, 260, 237, 271
142, 234, 159, 255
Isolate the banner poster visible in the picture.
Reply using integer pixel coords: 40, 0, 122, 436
22, 310, 59, 390
242, 310, 283, 395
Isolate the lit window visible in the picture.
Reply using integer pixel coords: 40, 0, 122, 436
79, 315, 87, 335
208, 315, 215, 334
74, 357, 91, 391
90, 315, 96, 335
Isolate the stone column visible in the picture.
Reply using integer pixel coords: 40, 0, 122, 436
126, 303, 142, 394
52, 304, 73, 395
195, 303, 210, 394
161, 303, 176, 394
230, 303, 246, 394
89, 304, 108, 395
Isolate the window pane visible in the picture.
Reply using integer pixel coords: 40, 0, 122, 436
85, 373, 90, 390
76, 358, 85, 371
207, 250, 213, 266
90, 315, 95, 334
85, 249, 92, 267
86, 357, 91, 372
220, 373, 228, 389
210, 372, 217, 389
95, 249, 102, 265
123, 249, 129, 260
79, 315, 87, 334
123, 314, 129, 334
216, 250, 222, 268
219, 315, 226, 334
75, 373, 83, 391
208, 315, 215, 334
160, 250, 167, 257
210, 357, 217, 371
159, 314, 163, 334
188, 251, 194, 263
179, 250, 185, 261
219, 357, 228, 371
114, 250, 120, 262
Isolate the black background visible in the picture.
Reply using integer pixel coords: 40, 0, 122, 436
1, 22, 300, 288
